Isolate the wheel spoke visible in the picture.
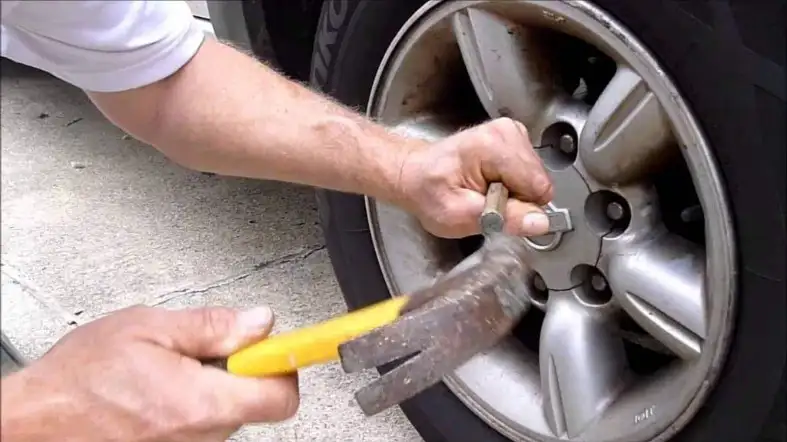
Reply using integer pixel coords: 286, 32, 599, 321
606, 233, 707, 359
540, 297, 628, 438
451, 8, 559, 126
578, 65, 674, 184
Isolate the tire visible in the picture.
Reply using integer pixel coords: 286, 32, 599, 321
309, 1, 786, 441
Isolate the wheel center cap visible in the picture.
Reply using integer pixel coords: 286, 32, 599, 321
524, 166, 600, 290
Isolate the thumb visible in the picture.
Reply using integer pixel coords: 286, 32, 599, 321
161, 305, 274, 358
504, 200, 550, 237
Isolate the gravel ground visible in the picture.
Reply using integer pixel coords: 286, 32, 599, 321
0, 59, 422, 442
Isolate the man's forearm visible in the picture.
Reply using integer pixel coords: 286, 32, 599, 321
88, 39, 421, 206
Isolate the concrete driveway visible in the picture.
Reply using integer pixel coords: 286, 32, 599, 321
0, 59, 421, 442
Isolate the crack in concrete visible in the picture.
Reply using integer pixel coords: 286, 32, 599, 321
149, 244, 327, 306
2, 243, 328, 323
252, 244, 326, 271
1, 261, 86, 326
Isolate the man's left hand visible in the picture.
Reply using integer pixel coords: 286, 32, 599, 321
398, 117, 554, 239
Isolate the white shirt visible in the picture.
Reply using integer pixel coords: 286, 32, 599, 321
1, 1, 205, 92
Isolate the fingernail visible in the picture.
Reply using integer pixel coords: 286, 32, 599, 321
236, 306, 273, 333
522, 212, 550, 235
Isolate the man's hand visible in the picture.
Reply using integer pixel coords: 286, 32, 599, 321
399, 118, 553, 238
1, 305, 298, 442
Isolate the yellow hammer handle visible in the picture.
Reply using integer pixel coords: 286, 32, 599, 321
226, 296, 409, 376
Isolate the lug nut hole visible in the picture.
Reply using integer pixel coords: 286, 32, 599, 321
538, 122, 578, 170
529, 272, 549, 304
570, 265, 612, 305
585, 190, 631, 237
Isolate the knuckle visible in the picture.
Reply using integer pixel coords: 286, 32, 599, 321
469, 125, 499, 150
513, 120, 529, 137
494, 116, 516, 129
488, 118, 514, 140
196, 307, 236, 339
90, 305, 155, 339
479, 118, 530, 151
117, 304, 153, 320
493, 117, 525, 137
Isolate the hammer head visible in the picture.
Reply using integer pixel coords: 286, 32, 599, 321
338, 235, 534, 416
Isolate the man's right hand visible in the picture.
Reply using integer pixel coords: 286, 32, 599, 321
0, 305, 298, 442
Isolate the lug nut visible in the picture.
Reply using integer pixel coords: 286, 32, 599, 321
606, 201, 626, 221
558, 134, 576, 154
680, 204, 703, 223
590, 274, 608, 292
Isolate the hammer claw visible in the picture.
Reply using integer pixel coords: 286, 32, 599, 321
339, 321, 430, 373
353, 343, 478, 417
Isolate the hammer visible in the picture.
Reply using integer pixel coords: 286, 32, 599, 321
207, 183, 567, 417
339, 182, 576, 416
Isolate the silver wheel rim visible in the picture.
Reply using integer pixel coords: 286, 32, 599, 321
365, 1, 736, 442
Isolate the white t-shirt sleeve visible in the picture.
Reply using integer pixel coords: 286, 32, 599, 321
0, 1, 206, 92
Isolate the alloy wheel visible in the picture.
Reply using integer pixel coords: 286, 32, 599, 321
365, 1, 737, 442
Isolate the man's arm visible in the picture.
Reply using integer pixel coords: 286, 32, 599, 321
88, 38, 418, 208
1, 0, 552, 238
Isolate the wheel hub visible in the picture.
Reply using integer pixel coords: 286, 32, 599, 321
524, 165, 598, 291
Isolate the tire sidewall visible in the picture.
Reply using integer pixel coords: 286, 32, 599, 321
310, 1, 786, 441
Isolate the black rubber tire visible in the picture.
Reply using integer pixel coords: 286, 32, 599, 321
309, 1, 786, 441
